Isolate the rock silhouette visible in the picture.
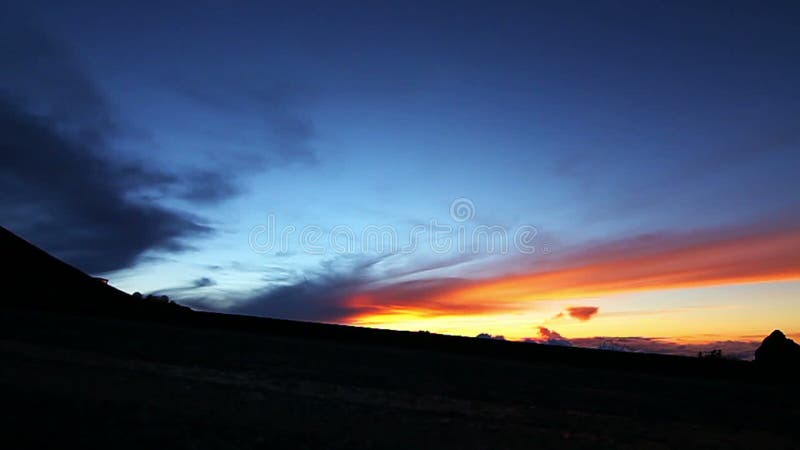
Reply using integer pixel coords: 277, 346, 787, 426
754, 330, 800, 370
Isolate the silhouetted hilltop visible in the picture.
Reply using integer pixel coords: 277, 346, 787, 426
0, 226, 189, 316
755, 330, 800, 371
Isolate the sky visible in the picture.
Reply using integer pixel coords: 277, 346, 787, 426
2, 1, 799, 357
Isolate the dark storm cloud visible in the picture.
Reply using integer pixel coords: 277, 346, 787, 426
228, 254, 392, 322
0, 96, 212, 273
0, 14, 215, 273
231, 274, 367, 323
228, 252, 491, 323
115, 166, 238, 205
174, 171, 240, 204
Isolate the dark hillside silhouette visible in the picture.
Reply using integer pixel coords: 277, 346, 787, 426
1, 226, 799, 449
1, 225, 796, 384
0, 226, 189, 316
0, 225, 782, 383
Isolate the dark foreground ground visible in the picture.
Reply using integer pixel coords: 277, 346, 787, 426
0, 308, 797, 450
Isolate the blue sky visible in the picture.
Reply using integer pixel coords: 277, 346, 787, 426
2, 1, 799, 346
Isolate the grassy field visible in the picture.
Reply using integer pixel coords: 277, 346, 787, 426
0, 307, 796, 449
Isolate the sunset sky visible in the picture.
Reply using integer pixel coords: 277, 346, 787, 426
2, 1, 799, 355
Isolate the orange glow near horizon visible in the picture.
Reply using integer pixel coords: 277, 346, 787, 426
344, 226, 800, 341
